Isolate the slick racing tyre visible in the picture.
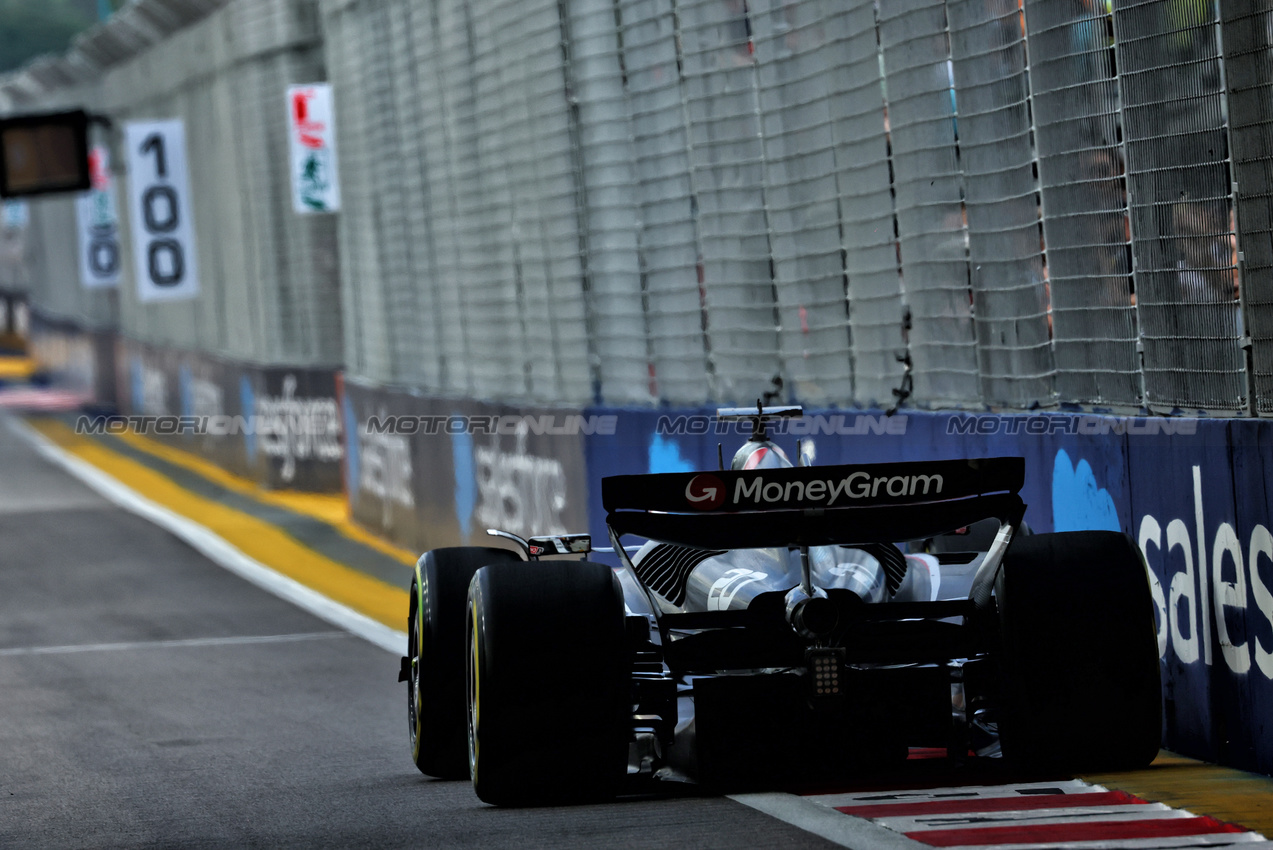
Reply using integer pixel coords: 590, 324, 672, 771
409, 547, 520, 778
466, 561, 628, 806
995, 531, 1162, 772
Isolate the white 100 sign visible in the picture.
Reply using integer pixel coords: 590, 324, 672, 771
125, 120, 200, 302
140, 135, 182, 283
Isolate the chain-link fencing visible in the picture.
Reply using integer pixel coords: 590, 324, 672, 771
1025, 0, 1141, 408
1221, 0, 1273, 414
7, 0, 1273, 413
1114, 0, 1246, 411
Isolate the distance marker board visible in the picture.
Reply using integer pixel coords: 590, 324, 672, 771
124, 120, 199, 302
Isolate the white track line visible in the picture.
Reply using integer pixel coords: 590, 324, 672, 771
968, 835, 1269, 850
8, 416, 407, 656
804, 779, 1101, 809
878, 803, 1182, 834
0, 632, 350, 657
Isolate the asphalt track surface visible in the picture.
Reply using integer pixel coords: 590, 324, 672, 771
0, 420, 846, 849
8, 415, 1273, 849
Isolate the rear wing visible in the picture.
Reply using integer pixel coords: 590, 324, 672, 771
603, 457, 1025, 549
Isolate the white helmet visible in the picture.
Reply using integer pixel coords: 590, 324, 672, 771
730, 440, 793, 470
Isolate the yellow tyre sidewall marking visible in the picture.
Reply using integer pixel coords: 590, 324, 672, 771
470, 598, 480, 782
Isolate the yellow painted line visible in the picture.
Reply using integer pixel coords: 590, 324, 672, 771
105, 426, 417, 567
29, 418, 406, 630
0, 356, 37, 381
1083, 749, 1273, 837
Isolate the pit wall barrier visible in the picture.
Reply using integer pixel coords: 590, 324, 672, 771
27, 314, 115, 402
338, 378, 591, 554
581, 407, 1273, 777
30, 322, 347, 493
1, 291, 29, 353
108, 339, 344, 492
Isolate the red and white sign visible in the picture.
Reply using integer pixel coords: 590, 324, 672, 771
287, 84, 341, 214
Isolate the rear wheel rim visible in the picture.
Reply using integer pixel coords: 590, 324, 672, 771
408, 603, 421, 754
467, 603, 478, 781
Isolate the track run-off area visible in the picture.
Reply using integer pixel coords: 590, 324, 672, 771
1, 412, 1270, 849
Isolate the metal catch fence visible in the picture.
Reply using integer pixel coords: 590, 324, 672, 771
6, 0, 1273, 414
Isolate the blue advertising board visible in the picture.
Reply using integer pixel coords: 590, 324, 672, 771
581, 406, 1273, 776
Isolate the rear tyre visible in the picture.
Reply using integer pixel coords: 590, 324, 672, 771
467, 561, 629, 806
409, 547, 520, 778
995, 531, 1162, 772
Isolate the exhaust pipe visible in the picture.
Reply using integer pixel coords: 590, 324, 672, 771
785, 585, 837, 640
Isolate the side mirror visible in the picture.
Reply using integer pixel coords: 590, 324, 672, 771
0, 110, 92, 198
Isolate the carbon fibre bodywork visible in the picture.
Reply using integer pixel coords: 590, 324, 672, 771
601, 456, 1027, 785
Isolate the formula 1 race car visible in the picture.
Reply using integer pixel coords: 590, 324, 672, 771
400, 406, 1162, 806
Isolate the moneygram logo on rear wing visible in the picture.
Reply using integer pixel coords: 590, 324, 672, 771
602, 457, 1025, 550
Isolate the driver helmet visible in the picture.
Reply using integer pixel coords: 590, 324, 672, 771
730, 440, 792, 470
